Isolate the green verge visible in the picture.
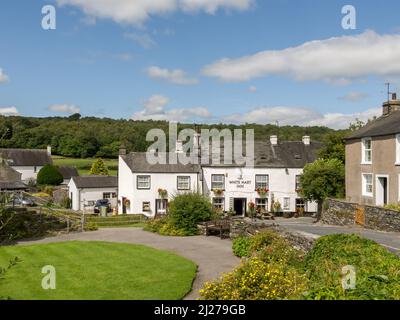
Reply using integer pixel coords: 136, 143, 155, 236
0, 241, 196, 300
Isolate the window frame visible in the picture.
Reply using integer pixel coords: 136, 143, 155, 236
211, 174, 225, 190
255, 198, 268, 212
137, 175, 151, 190
255, 174, 269, 190
361, 137, 372, 164
295, 175, 302, 191
362, 173, 373, 197
396, 134, 400, 165
212, 197, 225, 210
283, 197, 290, 211
177, 176, 191, 191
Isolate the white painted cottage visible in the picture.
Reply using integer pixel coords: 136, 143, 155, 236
0, 146, 52, 182
118, 136, 320, 217
68, 175, 118, 211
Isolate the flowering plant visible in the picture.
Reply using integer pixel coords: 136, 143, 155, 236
256, 187, 269, 197
123, 198, 130, 206
158, 188, 168, 199
212, 189, 224, 196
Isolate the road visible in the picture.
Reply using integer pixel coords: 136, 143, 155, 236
262, 217, 400, 254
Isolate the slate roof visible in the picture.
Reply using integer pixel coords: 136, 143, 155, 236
346, 110, 400, 140
57, 166, 79, 180
71, 176, 118, 189
0, 181, 27, 190
0, 148, 52, 166
0, 160, 22, 182
121, 152, 201, 173
121, 140, 322, 172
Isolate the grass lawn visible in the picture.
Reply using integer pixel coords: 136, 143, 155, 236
52, 156, 118, 176
0, 241, 197, 300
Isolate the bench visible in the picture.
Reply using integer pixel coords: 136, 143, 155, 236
204, 218, 231, 239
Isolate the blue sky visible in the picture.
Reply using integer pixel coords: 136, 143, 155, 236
1, 0, 400, 128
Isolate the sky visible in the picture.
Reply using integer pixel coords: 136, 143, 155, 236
1, 0, 400, 129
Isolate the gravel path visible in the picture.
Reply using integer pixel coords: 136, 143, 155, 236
18, 228, 240, 300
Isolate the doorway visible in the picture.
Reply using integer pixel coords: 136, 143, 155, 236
234, 198, 247, 216
156, 199, 168, 215
376, 175, 389, 206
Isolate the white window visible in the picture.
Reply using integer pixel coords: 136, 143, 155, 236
295, 175, 302, 191
103, 192, 111, 199
211, 174, 225, 190
255, 175, 269, 189
362, 174, 373, 197
177, 176, 191, 190
283, 197, 290, 211
212, 197, 225, 210
137, 175, 151, 189
362, 138, 372, 164
396, 134, 400, 164
142, 202, 151, 212
256, 198, 268, 212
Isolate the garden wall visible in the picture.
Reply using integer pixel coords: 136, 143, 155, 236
322, 198, 400, 232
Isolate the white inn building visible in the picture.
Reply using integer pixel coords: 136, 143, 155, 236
118, 135, 321, 217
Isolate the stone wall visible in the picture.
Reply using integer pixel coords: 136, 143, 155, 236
322, 198, 400, 232
230, 218, 316, 252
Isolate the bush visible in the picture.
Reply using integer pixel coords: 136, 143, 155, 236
199, 257, 307, 300
144, 217, 187, 236
168, 193, 213, 235
304, 234, 400, 300
84, 221, 98, 231
232, 236, 252, 257
384, 204, 400, 212
37, 165, 63, 186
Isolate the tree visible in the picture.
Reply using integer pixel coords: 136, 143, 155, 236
89, 158, 109, 176
318, 131, 347, 164
37, 164, 64, 186
300, 158, 345, 220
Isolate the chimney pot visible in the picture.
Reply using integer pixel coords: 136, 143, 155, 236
270, 135, 278, 145
392, 93, 397, 101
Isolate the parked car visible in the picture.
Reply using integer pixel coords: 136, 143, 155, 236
12, 197, 34, 207
94, 199, 111, 214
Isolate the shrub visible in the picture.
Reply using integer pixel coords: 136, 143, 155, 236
232, 236, 252, 257
84, 221, 98, 231
168, 193, 213, 235
258, 237, 305, 268
144, 217, 188, 236
199, 257, 307, 300
304, 234, 400, 300
37, 165, 63, 186
89, 158, 109, 176
384, 204, 400, 212
248, 230, 281, 253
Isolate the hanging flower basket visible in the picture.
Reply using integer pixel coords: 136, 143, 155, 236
212, 189, 224, 196
296, 188, 303, 194
124, 199, 131, 207
256, 188, 269, 198
158, 188, 168, 199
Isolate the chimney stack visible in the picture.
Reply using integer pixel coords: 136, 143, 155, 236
270, 135, 278, 146
119, 144, 127, 156
47, 145, 52, 156
302, 136, 311, 145
383, 92, 400, 116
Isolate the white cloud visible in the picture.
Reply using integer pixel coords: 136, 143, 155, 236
114, 53, 133, 61
222, 106, 382, 129
0, 107, 18, 116
124, 33, 156, 48
133, 95, 212, 121
338, 92, 369, 102
202, 31, 400, 84
57, 0, 252, 25
248, 85, 257, 93
147, 66, 199, 85
48, 104, 81, 114
0, 69, 9, 83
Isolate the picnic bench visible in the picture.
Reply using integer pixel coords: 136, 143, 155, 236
204, 218, 231, 239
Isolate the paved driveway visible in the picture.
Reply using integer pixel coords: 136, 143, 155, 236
18, 228, 240, 300
262, 217, 400, 254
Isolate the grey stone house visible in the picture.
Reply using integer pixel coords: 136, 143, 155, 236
346, 94, 400, 206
